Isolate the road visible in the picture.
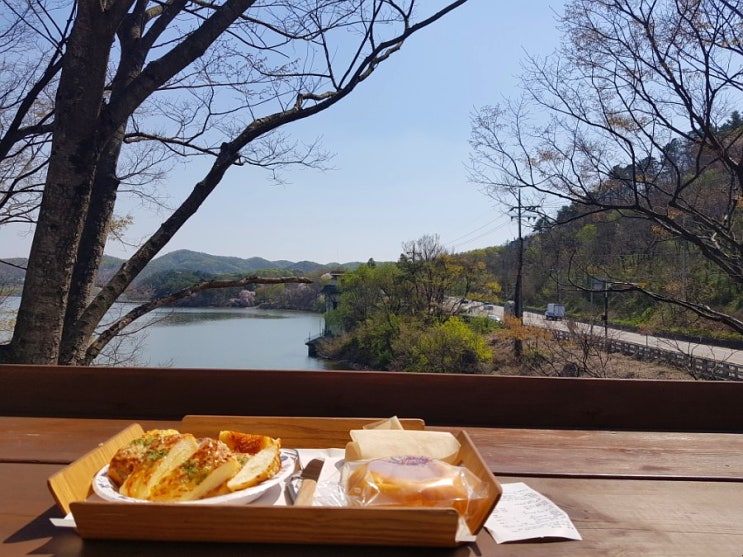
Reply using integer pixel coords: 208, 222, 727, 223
471, 303, 743, 367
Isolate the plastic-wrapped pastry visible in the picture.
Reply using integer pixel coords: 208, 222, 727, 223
342, 455, 486, 517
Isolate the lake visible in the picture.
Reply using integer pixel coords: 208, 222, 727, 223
1, 298, 333, 370
130, 306, 332, 370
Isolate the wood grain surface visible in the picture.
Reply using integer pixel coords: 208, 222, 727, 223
3, 364, 743, 430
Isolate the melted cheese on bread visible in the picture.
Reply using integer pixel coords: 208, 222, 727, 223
227, 440, 281, 491
149, 438, 241, 502
108, 429, 282, 501
108, 429, 180, 486
119, 432, 200, 500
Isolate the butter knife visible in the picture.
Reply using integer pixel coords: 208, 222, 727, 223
288, 458, 324, 506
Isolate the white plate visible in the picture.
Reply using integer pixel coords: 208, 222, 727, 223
92, 449, 297, 505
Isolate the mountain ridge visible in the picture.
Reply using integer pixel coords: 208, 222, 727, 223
0, 249, 363, 286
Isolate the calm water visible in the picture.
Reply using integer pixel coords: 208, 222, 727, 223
1, 298, 332, 369
132, 306, 331, 370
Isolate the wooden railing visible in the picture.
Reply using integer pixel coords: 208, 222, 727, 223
2, 364, 743, 432
552, 329, 743, 381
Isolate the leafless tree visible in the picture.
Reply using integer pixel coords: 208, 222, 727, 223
0, 0, 468, 365
469, 0, 743, 334
398, 234, 460, 318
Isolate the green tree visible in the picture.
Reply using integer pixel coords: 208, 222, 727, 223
254, 284, 286, 307
322, 239, 501, 371
391, 316, 492, 373
334, 262, 402, 332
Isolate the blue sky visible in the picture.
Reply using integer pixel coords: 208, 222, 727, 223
1, 1, 565, 265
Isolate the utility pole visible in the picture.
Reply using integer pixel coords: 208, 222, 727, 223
510, 188, 538, 359
603, 285, 608, 339
591, 277, 610, 340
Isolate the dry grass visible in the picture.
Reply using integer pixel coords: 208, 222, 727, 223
486, 330, 696, 380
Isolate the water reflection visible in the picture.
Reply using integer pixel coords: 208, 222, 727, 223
2, 297, 331, 370
147, 307, 288, 326
132, 306, 329, 370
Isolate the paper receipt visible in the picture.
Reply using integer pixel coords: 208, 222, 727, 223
484, 482, 582, 543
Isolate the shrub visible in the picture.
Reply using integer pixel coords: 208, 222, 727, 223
390, 317, 492, 374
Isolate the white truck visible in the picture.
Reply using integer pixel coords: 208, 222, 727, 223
545, 303, 565, 321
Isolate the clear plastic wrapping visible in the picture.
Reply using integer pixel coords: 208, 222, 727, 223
341, 455, 489, 520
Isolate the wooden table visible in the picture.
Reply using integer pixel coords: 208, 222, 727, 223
2, 417, 743, 556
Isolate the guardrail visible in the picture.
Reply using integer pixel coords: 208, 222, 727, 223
552, 329, 742, 381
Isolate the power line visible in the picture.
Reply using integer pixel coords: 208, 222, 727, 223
448, 215, 507, 244
447, 219, 512, 253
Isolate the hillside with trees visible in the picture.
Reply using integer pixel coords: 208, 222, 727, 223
0, 249, 358, 293
469, 0, 743, 338
481, 200, 743, 342
318, 236, 500, 373
314, 234, 700, 378
129, 250, 340, 284
125, 252, 348, 311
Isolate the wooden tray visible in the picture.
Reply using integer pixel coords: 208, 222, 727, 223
48, 416, 502, 548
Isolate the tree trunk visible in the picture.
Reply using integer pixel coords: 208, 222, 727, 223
58, 8, 149, 365
58, 131, 124, 365
3, 2, 131, 364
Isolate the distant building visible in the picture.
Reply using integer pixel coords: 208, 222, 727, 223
320, 272, 344, 312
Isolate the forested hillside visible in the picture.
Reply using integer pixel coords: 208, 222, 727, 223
487, 213, 743, 340
315, 235, 710, 377
482, 113, 743, 341
4, 228, 741, 341
129, 250, 337, 284
0, 250, 359, 291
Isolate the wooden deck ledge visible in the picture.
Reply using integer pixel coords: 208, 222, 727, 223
1, 364, 742, 432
